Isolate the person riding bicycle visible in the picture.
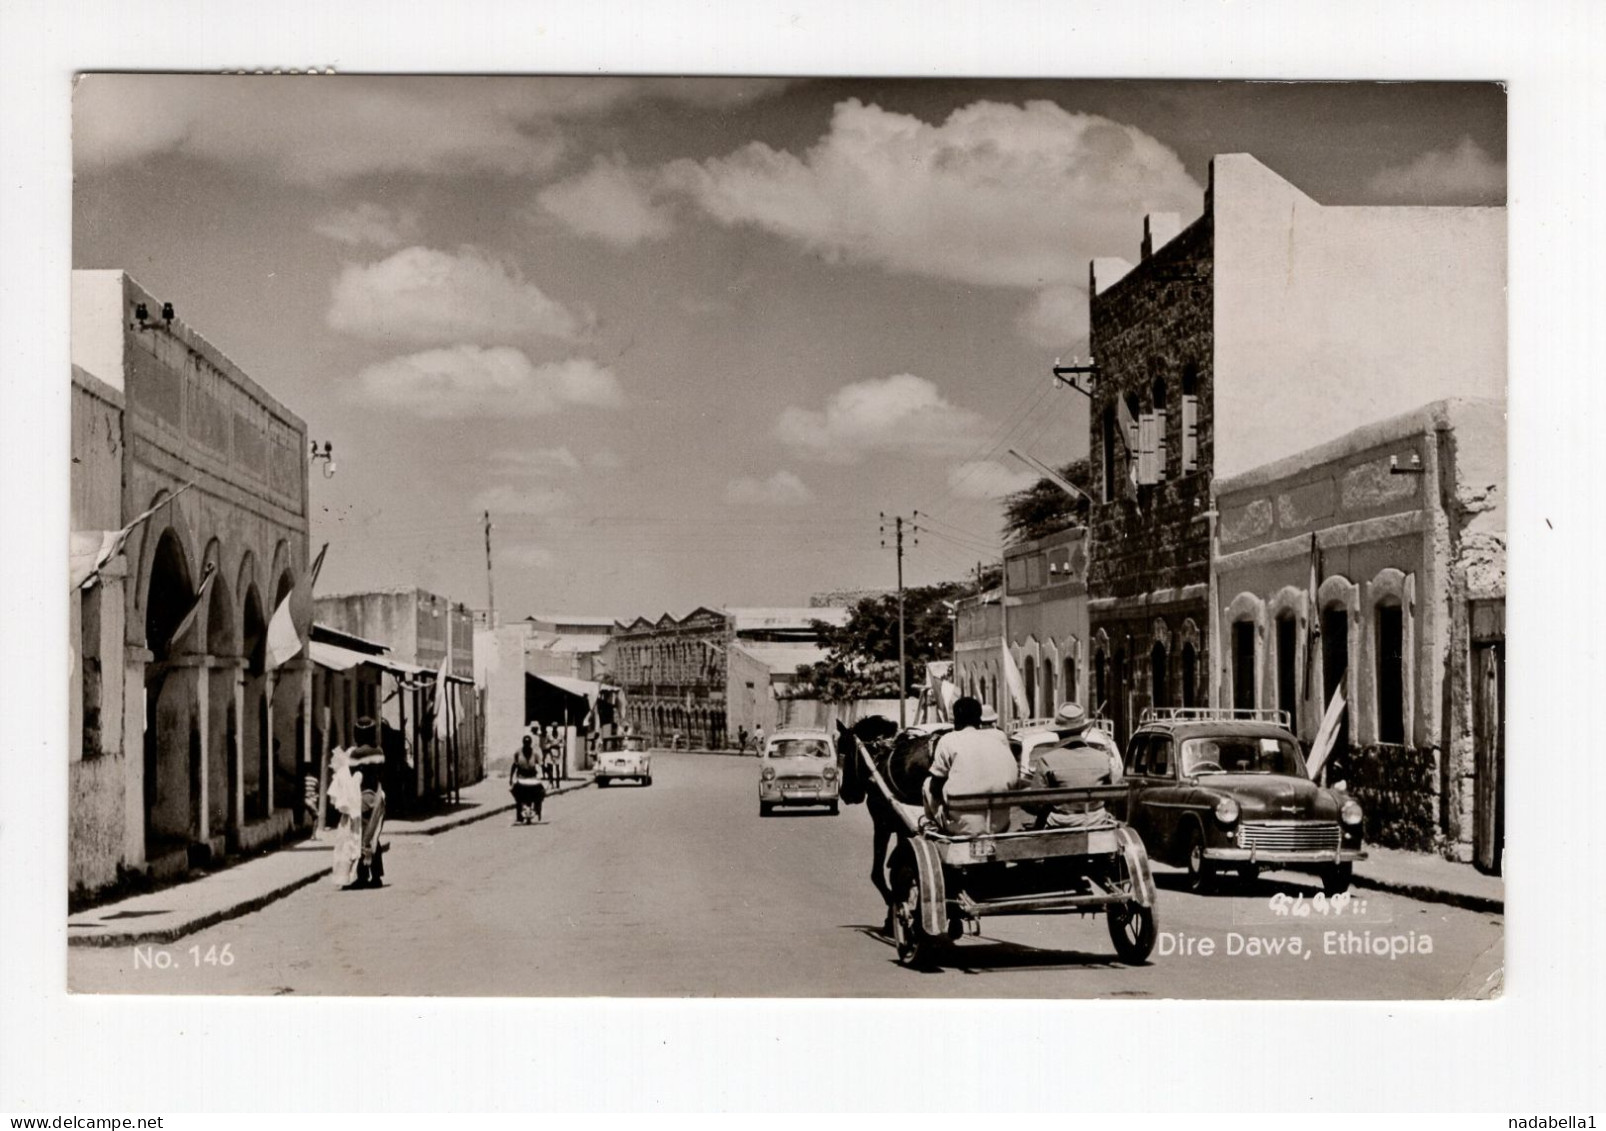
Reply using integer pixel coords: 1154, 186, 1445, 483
510, 735, 546, 824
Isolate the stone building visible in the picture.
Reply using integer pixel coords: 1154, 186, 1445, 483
1083, 153, 1505, 745
1213, 398, 1505, 867
474, 614, 620, 769
954, 526, 1090, 724
70, 270, 311, 897
606, 606, 847, 747
315, 588, 484, 798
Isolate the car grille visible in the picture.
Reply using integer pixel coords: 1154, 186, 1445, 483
1239, 821, 1341, 852
778, 777, 825, 789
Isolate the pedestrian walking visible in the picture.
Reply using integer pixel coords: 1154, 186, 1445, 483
737, 726, 749, 753
753, 723, 766, 756
510, 736, 546, 824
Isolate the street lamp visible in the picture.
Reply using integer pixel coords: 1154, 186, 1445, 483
309, 439, 337, 478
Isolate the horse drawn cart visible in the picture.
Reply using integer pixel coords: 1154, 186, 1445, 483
839, 718, 1159, 969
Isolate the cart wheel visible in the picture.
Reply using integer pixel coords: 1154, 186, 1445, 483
1183, 825, 1215, 894
759, 802, 774, 817
1323, 862, 1353, 896
889, 854, 937, 968
1107, 901, 1158, 964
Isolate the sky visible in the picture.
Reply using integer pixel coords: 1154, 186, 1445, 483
72, 77, 1506, 623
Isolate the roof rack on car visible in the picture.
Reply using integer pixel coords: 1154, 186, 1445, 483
1138, 706, 1292, 728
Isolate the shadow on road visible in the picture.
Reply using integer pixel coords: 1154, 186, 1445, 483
842, 924, 1130, 975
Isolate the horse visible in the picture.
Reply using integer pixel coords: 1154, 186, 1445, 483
836, 714, 944, 930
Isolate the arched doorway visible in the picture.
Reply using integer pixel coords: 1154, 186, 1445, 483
1180, 643, 1197, 709
204, 558, 238, 847
1023, 655, 1037, 719
241, 585, 268, 820
1042, 659, 1056, 719
1322, 606, 1351, 754
143, 528, 199, 861
270, 571, 301, 818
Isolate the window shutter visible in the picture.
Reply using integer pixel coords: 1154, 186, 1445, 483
1138, 413, 1158, 485
1181, 395, 1199, 473
1154, 410, 1168, 480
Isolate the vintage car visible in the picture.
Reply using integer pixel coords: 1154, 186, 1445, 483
758, 728, 841, 816
595, 733, 652, 787
1120, 709, 1365, 894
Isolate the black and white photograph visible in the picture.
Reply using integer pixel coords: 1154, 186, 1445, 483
62, 74, 1509, 1000
6, 0, 1605, 1117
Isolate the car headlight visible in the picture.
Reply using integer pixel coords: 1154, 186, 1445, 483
761, 766, 775, 781
1340, 799, 1364, 825
822, 766, 838, 780
1214, 797, 1240, 824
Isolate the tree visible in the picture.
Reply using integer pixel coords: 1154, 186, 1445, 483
794, 581, 968, 702
1001, 457, 1092, 544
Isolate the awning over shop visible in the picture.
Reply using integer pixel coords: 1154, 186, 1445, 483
310, 640, 433, 679
527, 673, 618, 702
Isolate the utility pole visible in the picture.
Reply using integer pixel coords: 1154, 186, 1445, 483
483, 510, 495, 624
880, 512, 919, 728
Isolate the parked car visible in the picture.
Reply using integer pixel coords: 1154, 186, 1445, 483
758, 728, 840, 816
596, 734, 652, 787
1120, 709, 1366, 894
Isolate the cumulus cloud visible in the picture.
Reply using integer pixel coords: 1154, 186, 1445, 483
536, 156, 675, 246
313, 202, 423, 250
775, 374, 986, 464
725, 470, 813, 506
666, 98, 1201, 289
328, 246, 582, 345
355, 346, 623, 418
947, 460, 1040, 500
1367, 137, 1506, 205
489, 447, 583, 476
1017, 284, 1091, 351
73, 74, 789, 184
470, 484, 573, 518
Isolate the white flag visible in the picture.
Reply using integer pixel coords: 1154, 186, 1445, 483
1307, 680, 1347, 780
265, 542, 327, 672
1001, 642, 1030, 721
432, 653, 451, 737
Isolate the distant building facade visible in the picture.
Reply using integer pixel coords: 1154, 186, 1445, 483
70, 271, 311, 899
606, 607, 848, 747
315, 588, 483, 795
954, 526, 1090, 723
1082, 153, 1505, 746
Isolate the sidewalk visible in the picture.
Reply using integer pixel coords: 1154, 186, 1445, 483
1351, 845, 1504, 914
67, 774, 594, 948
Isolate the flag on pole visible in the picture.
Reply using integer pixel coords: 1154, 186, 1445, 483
1306, 678, 1347, 780
69, 482, 196, 592
165, 562, 217, 652
1001, 641, 1030, 721
265, 542, 328, 671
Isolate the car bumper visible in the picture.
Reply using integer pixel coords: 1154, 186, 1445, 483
759, 785, 840, 803
1204, 847, 1367, 865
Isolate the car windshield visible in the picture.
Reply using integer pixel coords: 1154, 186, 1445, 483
624, 737, 648, 751
767, 739, 830, 759
1181, 735, 1306, 777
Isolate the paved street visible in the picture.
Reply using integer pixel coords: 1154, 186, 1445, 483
70, 753, 1503, 999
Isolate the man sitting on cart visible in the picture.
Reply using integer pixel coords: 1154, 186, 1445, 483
924, 696, 1019, 836
1026, 703, 1118, 830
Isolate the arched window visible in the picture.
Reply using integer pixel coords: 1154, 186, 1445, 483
1151, 372, 1169, 480
1180, 362, 1200, 473
1150, 641, 1168, 710
1376, 601, 1406, 744
1101, 405, 1117, 502
1180, 643, 1197, 708
1276, 611, 1299, 731
1232, 620, 1257, 712
1042, 660, 1055, 718
1094, 652, 1107, 714
1023, 655, 1037, 718
1064, 656, 1077, 705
